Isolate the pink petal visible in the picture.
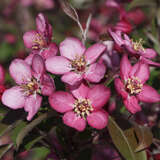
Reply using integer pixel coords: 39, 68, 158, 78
9, 59, 32, 84
140, 57, 160, 67
141, 48, 157, 59
114, 78, 128, 99
0, 64, 5, 84
25, 54, 34, 65
36, 13, 47, 33
61, 72, 83, 86
41, 74, 55, 96
85, 43, 106, 64
87, 110, 108, 129
23, 30, 38, 49
124, 96, 141, 114
129, 62, 139, 77
84, 62, 106, 83
32, 54, 45, 77
39, 42, 58, 59
49, 91, 74, 113
2, 86, 25, 109
63, 111, 86, 131
24, 95, 42, 121
108, 29, 124, 46
120, 54, 131, 81
134, 62, 150, 84
45, 56, 71, 74
71, 83, 89, 99
87, 85, 110, 110
60, 37, 85, 60
136, 84, 160, 103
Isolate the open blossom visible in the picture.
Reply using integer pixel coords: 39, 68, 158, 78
45, 37, 106, 86
23, 13, 58, 60
109, 29, 160, 67
2, 54, 55, 121
49, 83, 110, 131
115, 54, 160, 114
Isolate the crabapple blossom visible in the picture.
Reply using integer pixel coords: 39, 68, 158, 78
45, 37, 106, 86
109, 29, 160, 67
115, 54, 160, 114
49, 83, 110, 131
23, 13, 58, 60
2, 54, 55, 120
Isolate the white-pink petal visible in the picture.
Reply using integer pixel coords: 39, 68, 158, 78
39, 42, 58, 59
120, 54, 131, 81
87, 110, 108, 129
85, 43, 106, 64
60, 37, 85, 60
41, 74, 55, 96
2, 86, 25, 109
136, 85, 160, 103
71, 83, 89, 99
23, 30, 37, 49
63, 111, 86, 131
61, 72, 82, 86
49, 91, 74, 113
32, 54, 45, 77
45, 56, 71, 74
124, 96, 141, 114
87, 85, 110, 110
36, 13, 46, 33
134, 62, 150, 84
24, 95, 42, 121
9, 59, 32, 84
84, 62, 106, 83
25, 53, 34, 65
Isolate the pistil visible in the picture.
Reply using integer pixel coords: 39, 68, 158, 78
126, 76, 143, 95
71, 56, 86, 73
74, 98, 93, 119
131, 38, 145, 52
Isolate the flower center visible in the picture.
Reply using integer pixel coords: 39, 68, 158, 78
20, 77, 41, 96
126, 77, 143, 95
71, 56, 86, 73
32, 33, 47, 50
74, 98, 93, 119
131, 38, 145, 52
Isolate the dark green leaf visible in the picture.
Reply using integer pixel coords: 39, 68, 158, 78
107, 116, 147, 160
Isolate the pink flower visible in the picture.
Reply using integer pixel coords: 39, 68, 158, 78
125, 9, 146, 26
115, 54, 160, 114
45, 37, 106, 86
114, 19, 132, 33
49, 83, 110, 131
109, 29, 160, 67
23, 13, 58, 59
2, 54, 55, 121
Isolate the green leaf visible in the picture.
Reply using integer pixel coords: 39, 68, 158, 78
30, 147, 50, 160
134, 125, 153, 152
0, 144, 13, 159
16, 113, 48, 150
0, 43, 13, 62
107, 116, 147, 160
0, 123, 13, 137
11, 121, 27, 146
25, 136, 44, 150
128, 0, 156, 10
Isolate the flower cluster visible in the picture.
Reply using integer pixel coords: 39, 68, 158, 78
1, 11, 160, 133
